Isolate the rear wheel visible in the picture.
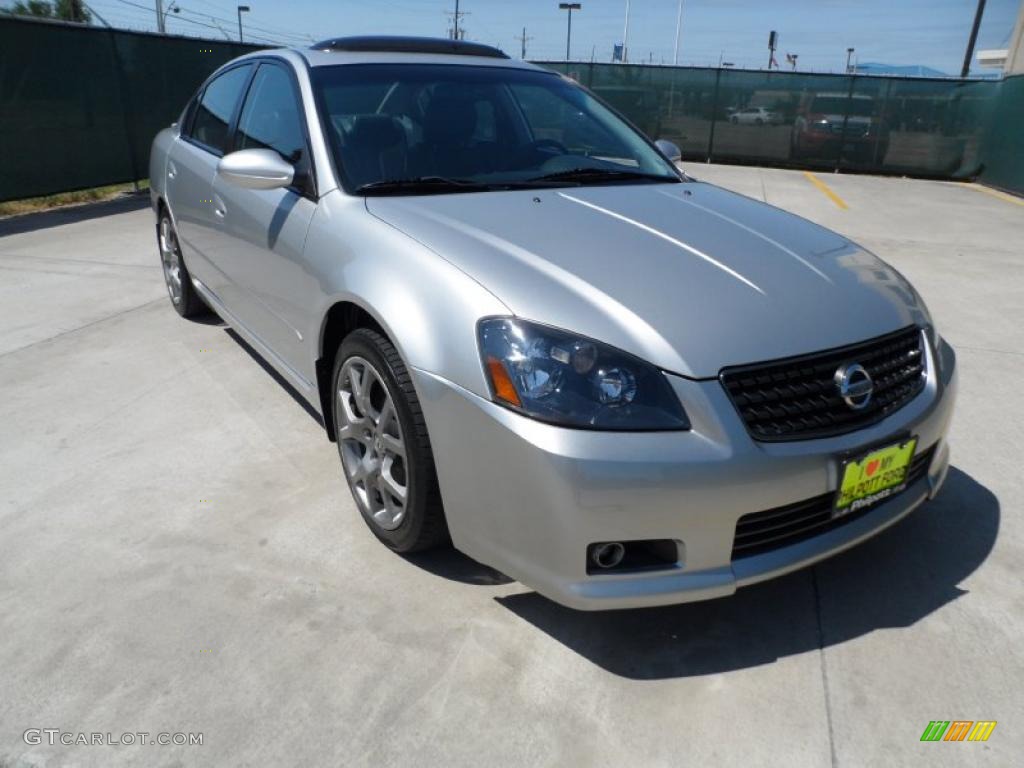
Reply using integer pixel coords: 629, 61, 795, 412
332, 328, 448, 553
157, 210, 206, 318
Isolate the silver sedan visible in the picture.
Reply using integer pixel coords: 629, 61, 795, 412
149, 37, 956, 610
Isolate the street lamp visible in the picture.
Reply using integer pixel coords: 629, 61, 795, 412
163, 2, 180, 29
558, 3, 581, 62
237, 5, 250, 43
846, 47, 855, 73
672, 0, 683, 66
622, 0, 631, 63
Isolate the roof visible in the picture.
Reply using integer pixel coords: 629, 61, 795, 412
854, 62, 949, 78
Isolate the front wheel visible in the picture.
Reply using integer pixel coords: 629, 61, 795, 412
332, 328, 448, 553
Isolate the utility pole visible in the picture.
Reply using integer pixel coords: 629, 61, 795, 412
559, 3, 581, 62
448, 0, 468, 40
156, 0, 165, 33
514, 26, 533, 59
961, 0, 988, 77
622, 0, 631, 63
237, 5, 249, 42
846, 46, 854, 73
673, 0, 683, 65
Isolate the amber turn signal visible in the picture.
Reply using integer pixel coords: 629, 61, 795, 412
486, 356, 522, 407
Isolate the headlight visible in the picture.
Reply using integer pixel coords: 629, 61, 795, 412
478, 318, 689, 430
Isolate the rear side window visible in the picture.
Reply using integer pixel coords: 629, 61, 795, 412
235, 64, 306, 164
189, 65, 253, 153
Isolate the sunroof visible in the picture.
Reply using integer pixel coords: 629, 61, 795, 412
310, 36, 509, 59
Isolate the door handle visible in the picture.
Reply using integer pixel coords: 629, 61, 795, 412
167, 161, 177, 180
213, 195, 226, 219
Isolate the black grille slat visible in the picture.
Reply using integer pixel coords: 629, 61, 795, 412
731, 445, 936, 559
721, 327, 926, 441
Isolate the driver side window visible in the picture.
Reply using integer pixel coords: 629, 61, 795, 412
235, 63, 307, 166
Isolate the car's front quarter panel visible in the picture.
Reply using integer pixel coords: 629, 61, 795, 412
301, 190, 511, 398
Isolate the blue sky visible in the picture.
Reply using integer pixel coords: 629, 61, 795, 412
79, 0, 1020, 74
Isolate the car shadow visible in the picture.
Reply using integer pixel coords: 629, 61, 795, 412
223, 327, 325, 429
403, 548, 514, 586
496, 466, 998, 680
0, 193, 150, 236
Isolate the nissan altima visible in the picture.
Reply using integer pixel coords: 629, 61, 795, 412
149, 36, 957, 610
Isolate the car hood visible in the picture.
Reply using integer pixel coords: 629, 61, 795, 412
366, 182, 928, 378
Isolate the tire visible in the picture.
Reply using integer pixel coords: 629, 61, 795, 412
157, 209, 207, 318
331, 328, 449, 553
755, 118, 763, 126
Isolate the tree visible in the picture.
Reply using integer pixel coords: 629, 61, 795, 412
9, 1, 56, 18
9, 0, 91, 23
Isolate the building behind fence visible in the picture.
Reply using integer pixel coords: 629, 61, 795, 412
0, 15, 1021, 202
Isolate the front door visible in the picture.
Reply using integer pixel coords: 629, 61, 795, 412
208, 62, 318, 383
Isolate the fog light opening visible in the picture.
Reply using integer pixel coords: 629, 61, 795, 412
586, 539, 681, 575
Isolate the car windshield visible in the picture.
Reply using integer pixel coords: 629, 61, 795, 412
811, 96, 875, 117
311, 63, 681, 194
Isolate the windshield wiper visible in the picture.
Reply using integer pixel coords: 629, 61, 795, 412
356, 176, 490, 195
528, 168, 681, 185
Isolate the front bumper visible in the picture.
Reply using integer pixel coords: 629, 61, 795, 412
414, 337, 957, 610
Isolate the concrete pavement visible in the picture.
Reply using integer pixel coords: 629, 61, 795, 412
0, 168, 1021, 767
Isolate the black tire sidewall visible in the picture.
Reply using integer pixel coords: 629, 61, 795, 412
331, 330, 437, 552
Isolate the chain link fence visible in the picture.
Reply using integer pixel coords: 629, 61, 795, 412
0, 16, 260, 202
1, 16, 1021, 202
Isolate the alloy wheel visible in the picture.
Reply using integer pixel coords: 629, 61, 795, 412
336, 356, 409, 530
159, 217, 184, 305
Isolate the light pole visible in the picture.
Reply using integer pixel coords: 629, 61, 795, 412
961, 0, 988, 77
237, 5, 250, 43
559, 3, 581, 62
622, 0, 631, 63
673, 0, 683, 66
846, 47, 854, 73
160, 2, 180, 33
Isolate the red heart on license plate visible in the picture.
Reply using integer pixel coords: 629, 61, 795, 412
866, 459, 880, 477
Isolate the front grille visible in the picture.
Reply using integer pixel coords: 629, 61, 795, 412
720, 326, 926, 442
731, 444, 935, 559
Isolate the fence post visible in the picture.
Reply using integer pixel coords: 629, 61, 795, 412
106, 28, 142, 190
835, 72, 858, 172
871, 77, 894, 168
706, 67, 722, 163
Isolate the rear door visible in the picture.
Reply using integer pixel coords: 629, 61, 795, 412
209, 61, 318, 380
166, 63, 253, 296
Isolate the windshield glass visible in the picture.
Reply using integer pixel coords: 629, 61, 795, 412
811, 96, 875, 117
311, 64, 681, 193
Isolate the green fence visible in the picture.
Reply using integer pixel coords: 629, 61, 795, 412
0, 16, 260, 202
977, 74, 1024, 195
542, 61, 1004, 180
1, 16, 1022, 202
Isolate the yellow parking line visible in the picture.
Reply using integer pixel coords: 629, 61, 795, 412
803, 172, 848, 209
959, 182, 1024, 207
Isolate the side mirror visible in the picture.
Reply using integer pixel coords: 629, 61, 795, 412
217, 149, 294, 190
655, 139, 682, 163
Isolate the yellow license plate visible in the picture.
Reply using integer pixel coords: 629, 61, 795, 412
835, 437, 918, 515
